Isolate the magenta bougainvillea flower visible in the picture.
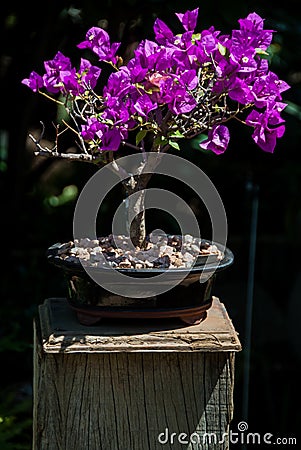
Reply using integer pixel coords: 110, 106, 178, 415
22, 7, 290, 156
199, 125, 231, 155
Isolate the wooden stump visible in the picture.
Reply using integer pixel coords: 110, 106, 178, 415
33, 297, 241, 450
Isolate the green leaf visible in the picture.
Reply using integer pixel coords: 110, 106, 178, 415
154, 135, 168, 146
192, 33, 201, 43
255, 48, 269, 56
168, 130, 185, 139
136, 129, 148, 145
191, 133, 208, 151
56, 96, 72, 123
218, 42, 227, 56
284, 100, 301, 121
168, 140, 180, 150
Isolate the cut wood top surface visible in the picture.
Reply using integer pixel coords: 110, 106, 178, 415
38, 297, 242, 353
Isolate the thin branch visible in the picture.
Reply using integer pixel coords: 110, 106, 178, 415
38, 90, 65, 106
29, 133, 94, 162
35, 150, 94, 161
62, 116, 80, 134
111, 158, 131, 180
121, 140, 144, 152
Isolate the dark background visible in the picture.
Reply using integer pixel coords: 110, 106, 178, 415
1, 0, 300, 448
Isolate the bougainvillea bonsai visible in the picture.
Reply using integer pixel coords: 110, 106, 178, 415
22, 7, 290, 249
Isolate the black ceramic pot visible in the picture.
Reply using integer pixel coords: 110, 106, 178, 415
47, 240, 234, 325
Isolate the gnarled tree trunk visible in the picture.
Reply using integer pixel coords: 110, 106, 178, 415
123, 172, 152, 248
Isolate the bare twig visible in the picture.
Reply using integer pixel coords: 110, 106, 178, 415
29, 133, 94, 162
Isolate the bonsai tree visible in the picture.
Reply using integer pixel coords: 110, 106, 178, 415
22, 7, 289, 248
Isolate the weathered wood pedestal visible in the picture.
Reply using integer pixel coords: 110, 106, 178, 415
33, 297, 241, 450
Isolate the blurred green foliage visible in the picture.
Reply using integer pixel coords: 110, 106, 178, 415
0, 385, 32, 450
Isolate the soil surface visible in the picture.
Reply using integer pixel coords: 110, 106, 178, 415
50, 234, 224, 270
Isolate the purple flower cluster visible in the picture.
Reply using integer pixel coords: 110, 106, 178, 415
22, 8, 290, 155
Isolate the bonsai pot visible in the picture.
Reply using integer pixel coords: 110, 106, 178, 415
47, 236, 234, 326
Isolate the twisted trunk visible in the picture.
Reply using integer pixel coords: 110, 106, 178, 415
123, 172, 152, 248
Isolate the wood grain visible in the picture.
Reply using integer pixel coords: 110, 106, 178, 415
33, 297, 240, 450
38, 297, 241, 353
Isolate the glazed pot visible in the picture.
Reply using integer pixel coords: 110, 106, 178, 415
47, 240, 234, 326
